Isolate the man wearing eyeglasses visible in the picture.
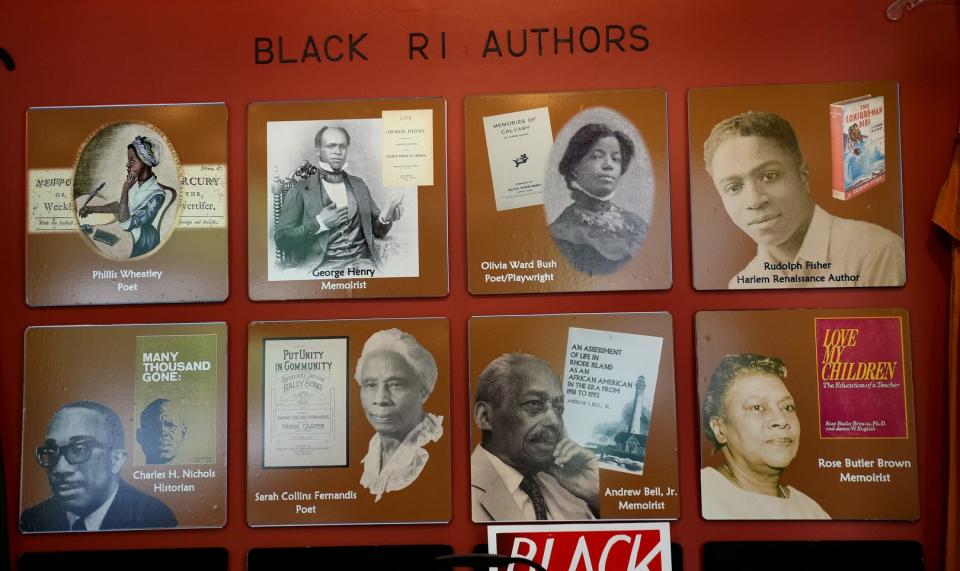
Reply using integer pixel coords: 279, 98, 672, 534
20, 401, 177, 532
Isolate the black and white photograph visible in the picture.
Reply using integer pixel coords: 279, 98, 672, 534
355, 328, 444, 502
471, 352, 601, 522
266, 118, 419, 282
21, 400, 178, 532
543, 107, 654, 276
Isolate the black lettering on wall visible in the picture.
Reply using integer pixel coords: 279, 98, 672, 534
409, 32, 429, 60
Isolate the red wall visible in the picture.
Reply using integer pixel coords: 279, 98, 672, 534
2, 1, 958, 569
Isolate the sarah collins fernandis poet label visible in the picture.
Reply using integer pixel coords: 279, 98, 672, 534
262, 338, 348, 468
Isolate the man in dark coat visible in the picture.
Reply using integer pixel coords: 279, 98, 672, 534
20, 401, 176, 532
274, 126, 404, 270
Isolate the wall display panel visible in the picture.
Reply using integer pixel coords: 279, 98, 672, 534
247, 545, 453, 570
248, 98, 448, 300
696, 309, 919, 520
247, 318, 451, 525
468, 313, 679, 522
20, 323, 228, 532
25, 104, 229, 306
688, 81, 905, 290
2, 2, 957, 570
20, 548, 228, 571
465, 89, 671, 294
702, 541, 923, 571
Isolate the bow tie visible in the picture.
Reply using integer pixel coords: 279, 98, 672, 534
318, 168, 345, 184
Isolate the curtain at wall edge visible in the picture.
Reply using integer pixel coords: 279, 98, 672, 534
933, 136, 960, 571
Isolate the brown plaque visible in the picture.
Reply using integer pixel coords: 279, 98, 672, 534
465, 89, 671, 294
247, 98, 448, 300
247, 318, 451, 526
696, 309, 919, 520
20, 323, 228, 532
26, 104, 229, 306
689, 81, 905, 290
468, 313, 679, 522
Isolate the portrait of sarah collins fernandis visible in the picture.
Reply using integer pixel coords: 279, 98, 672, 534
355, 328, 443, 502
73, 122, 182, 261
544, 108, 654, 277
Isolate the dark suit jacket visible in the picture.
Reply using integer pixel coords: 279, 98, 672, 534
274, 172, 392, 267
19, 479, 177, 532
470, 445, 595, 522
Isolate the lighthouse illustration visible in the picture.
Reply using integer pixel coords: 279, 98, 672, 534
611, 375, 649, 462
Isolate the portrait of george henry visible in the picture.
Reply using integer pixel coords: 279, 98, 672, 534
266, 118, 419, 282
544, 108, 654, 276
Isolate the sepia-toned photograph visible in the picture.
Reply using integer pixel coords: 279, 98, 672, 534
266, 119, 419, 282
544, 108, 654, 276
699, 353, 830, 520
688, 81, 906, 290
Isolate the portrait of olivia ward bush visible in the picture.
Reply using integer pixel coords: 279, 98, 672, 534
543, 107, 655, 277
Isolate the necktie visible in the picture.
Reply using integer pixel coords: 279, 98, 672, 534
71, 518, 87, 531
519, 475, 548, 520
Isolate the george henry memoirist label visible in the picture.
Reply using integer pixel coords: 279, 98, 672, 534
262, 338, 348, 468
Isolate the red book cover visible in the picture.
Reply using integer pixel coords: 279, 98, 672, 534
816, 316, 907, 439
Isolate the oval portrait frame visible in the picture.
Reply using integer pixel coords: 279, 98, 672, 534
71, 121, 183, 261
543, 107, 655, 276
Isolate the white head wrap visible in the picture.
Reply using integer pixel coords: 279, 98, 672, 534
355, 329, 438, 396
131, 136, 162, 167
